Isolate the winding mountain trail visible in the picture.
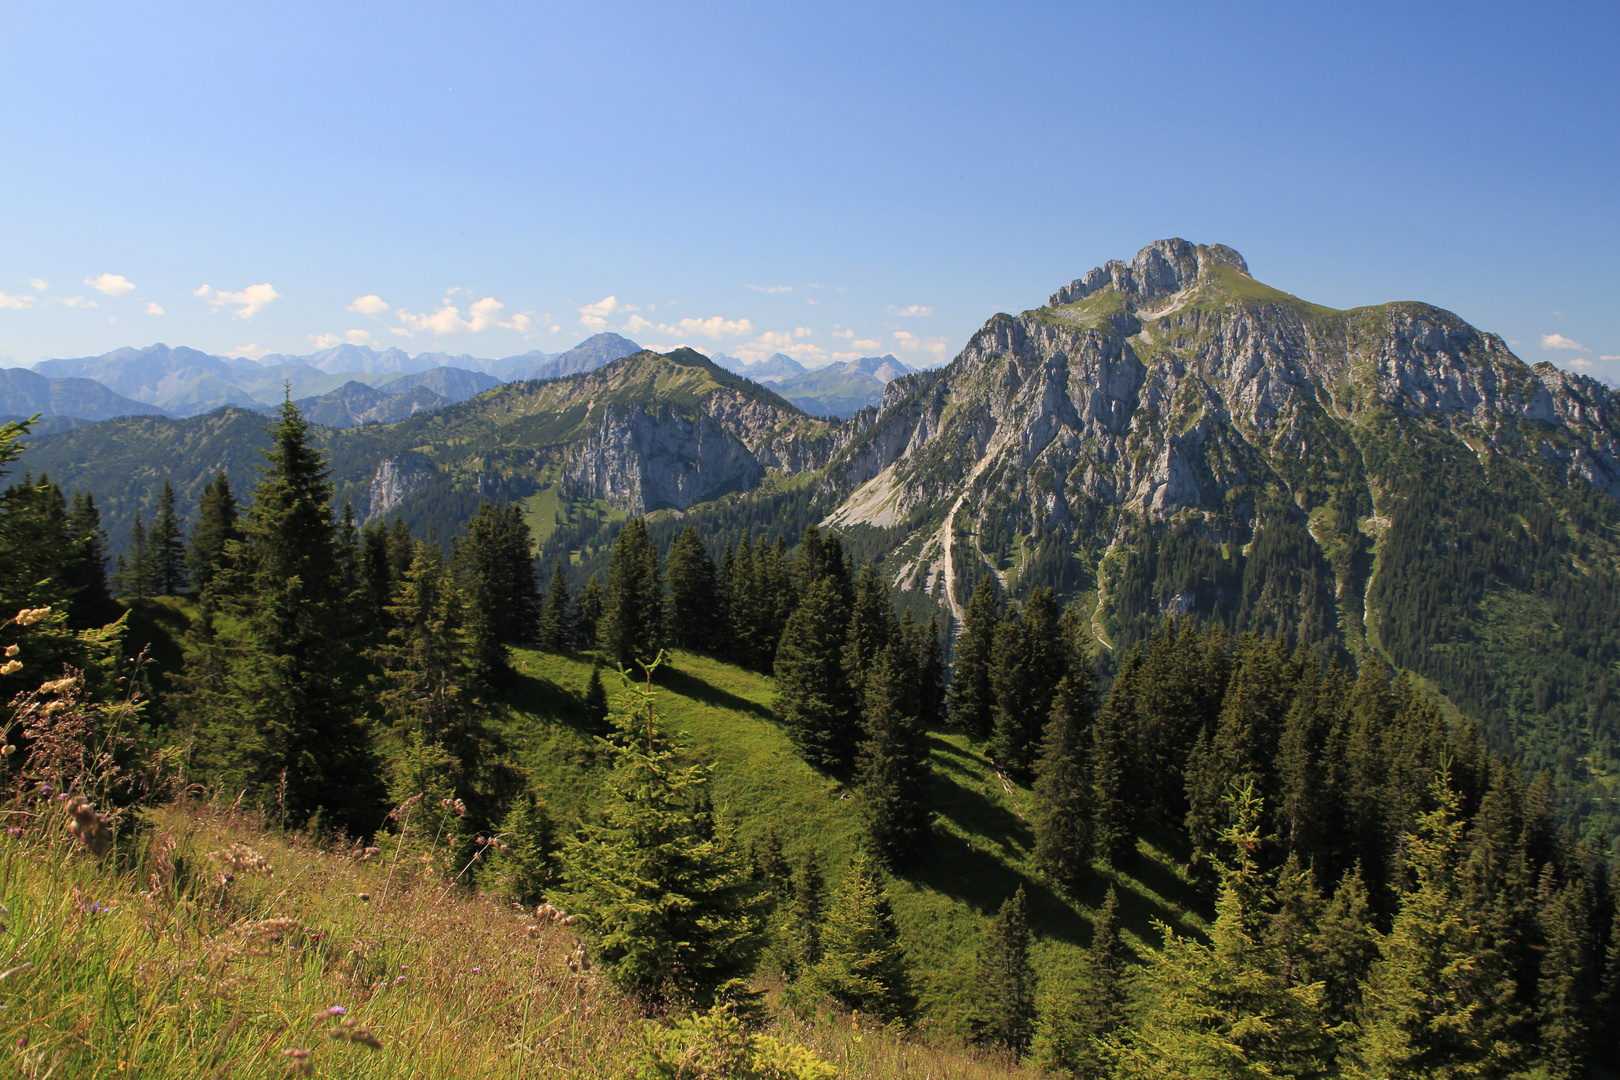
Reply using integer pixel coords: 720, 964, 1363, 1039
939, 441, 999, 628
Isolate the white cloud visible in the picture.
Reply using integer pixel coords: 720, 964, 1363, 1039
145, 302, 165, 316
1541, 333, 1587, 352
0, 293, 35, 310
621, 314, 754, 341
831, 326, 855, 339
1570, 358, 1595, 369
549, 324, 562, 334
86, 273, 135, 296
228, 344, 268, 360
1601, 355, 1620, 362
577, 295, 642, 331
396, 296, 510, 336
503, 311, 537, 336
893, 330, 949, 359
746, 284, 793, 294
312, 329, 373, 348
27, 279, 47, 291
196, 282, 281, 319
850, 339, 882, 350
888, 305, 934, 317
806, 298, 820, 306
53, 295, 98, 308
347, 294, 389, 315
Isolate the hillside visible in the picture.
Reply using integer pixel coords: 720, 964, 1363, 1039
15, 240, 1620, 831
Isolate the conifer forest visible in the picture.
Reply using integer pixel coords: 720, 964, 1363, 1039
7, 378, 1620, 1080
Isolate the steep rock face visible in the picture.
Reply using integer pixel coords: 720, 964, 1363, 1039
364, 453, 435, 521
564, 404, 765, 512
822, 239, 1620, 631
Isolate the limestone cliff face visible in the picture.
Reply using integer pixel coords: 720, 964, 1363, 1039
363, 453, 435, 521
821, 239, 1620, 621
538, 351, 836, 513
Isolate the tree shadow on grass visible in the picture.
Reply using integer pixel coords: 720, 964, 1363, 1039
656, 665, 777, 723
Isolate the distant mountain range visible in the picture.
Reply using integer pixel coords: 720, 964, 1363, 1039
709, 352, 913, 417
3, 334, 919, 427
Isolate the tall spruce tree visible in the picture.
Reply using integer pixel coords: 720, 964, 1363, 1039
187, 470, 240, 594
806, 848, 914, 1021
990, 588, 1066, 782
1033, 673, 1094, 892
1090, 652, 1139, 866
949, 575, 999, 740
573, 573, 604, 649
453, 500, 539, 683
667, 525, 722, 654
1033, 884, 1127, 1079
1306, 862, 1379, 1028
1537, 878, 1596, 1080
558, 661, 764, 1009
971, 886, 1037, 1054
774, 575, 858, 769
854, 644, 932, 865
62, 490, 117, 628
600, 517, 666, 667
116, 511, 154, 599
1351, 771, 1520, 1080
844, 561, 893, 683
1108, 784, 1333, 1079
203, 397, 380, 830
151, 479, 187, 595
539, 556, 574, 651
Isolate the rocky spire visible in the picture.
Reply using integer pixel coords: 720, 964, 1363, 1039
1048, 238, 1250, 306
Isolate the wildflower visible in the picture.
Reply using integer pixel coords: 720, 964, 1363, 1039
2, 745, 15, 757
13, 607, 50, 626
39, 676, 75, 694
5, 828, 20, 836
282, 1047, 314, 1076
357, 892, 372, 902
3, 644, 17, 657
64, 794, 114, 858
0, 661, 19, 676
314, 1005, 346, 1018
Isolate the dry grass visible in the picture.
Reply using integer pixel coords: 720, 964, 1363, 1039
0, 797, 1041, 1079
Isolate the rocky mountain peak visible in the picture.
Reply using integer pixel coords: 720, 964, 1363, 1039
1048, 238, 1250, 307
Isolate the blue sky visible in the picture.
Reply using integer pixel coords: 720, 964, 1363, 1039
2, 1, 1617, 380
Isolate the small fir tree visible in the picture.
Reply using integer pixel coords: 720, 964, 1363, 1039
667, 525, 722, 654
187, 470, 240, 594
151, 479, 187, 594
599, 517, 667, 666
539, 556, 574, 651
1033, 884, 1127, 1079
572, 573, 605, 653
971, 886, 1037, 1055
805, 848, 914, 1021
559, 656, 764, 1009
854, 644, 932, 865
1033, 673, 1094, 892
774, 576, 858, 769
949, 575, 999, 740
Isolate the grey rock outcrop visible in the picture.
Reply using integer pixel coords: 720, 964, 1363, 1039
364, 453, 436, 521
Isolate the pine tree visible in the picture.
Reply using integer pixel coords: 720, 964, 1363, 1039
453, 500, 539, 682
582, 663, 610, 733
573, 573, 604, 650
667, 525, 722, 654
62, 490, 117, 629
203, 397, 380, 830
806, 848, 914, 1021
359, 518, 393, 622
487, 788, 552, 906
1033, 673, 1094, 892
843, 561, 893, 682
949, 575, 999, 740
116, 511, 153, 599
1306, 862, 1379, 1028
539, 556, 574, 651
1108, 783, 1333, 1079
558, 661, 765, 1009
149, 479, 187, 594
600, 518, 666, 667
1537, 878, 1595, 1080
789, 847, 826, 975
1091, 654, 1138, 866
1034, 884, 1127, 1079
990, 588, 1066, 782
916, 612, 947, 728
187, 470, 240, 594
774, 576, 858, 769
1351, 770, 1520, 1080
854, 644, 932, 865
971, 886, 1036, 1054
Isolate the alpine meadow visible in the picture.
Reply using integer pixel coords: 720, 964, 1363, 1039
6, 235, 1620, 1080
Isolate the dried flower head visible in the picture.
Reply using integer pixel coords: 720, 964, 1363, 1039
205, 842, 274, 878
13, 607, 51, 626
387, 793, 423, 823
327, 1022, 383, 1050
439, 796, 468, 818
39, 676, 75, 695
64, 794, 114, 858
3, 644, 17, 657
0, 661, 20, 676
282, 1047, 314, 1076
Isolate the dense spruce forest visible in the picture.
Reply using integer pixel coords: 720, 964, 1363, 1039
7, 398, 1620, 1079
